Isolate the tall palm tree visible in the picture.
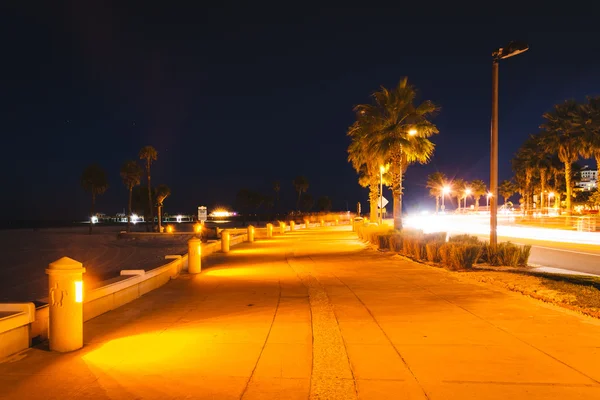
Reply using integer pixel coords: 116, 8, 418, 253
155, 184, 171, 233
120, 161, 143, 233
354, 78, 439, 230
426, 172, 447, 214
81, 164, 109, 235
139, 145, 158, 231
469, 179, 487, 211
539, 100, 588, 214
499, 180, 516, 206
272, 181, 280, 213
293, 176, 309, 211
452, 179, 466, 212
581, 96, 600, 173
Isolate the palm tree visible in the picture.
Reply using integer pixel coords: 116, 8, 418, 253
581, 96, 600, 174
300, 193, 314, 212
469, 179, 487, 211
354, 78, 439, 230
81, 164, 109, 235
272, 181, 280, 213
120, 161, 143, 233
155, 184, 171, 232
539, 100, 588, 213
348, 128, 382, 221
452, 179, 466, 212
499, 180, 516, 206
426, 172, 447, 214
511, 135, 539, 215
293, 176, 309, 211
139, 146, 158, 231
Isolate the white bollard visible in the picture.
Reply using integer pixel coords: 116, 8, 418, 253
279, 222, 286, 234
221, 230, 230, 253
320, 219, 325, 227
188, 237, 201, 274
266, 223, 273, 238
304, 218, 310, 228
46, 257, 86, 352
290, 221, 295, 231
247, 225, 255, 242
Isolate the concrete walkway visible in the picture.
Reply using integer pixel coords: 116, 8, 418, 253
1, 226, 600, 399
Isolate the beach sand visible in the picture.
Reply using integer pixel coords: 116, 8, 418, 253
0, 226, 193, 302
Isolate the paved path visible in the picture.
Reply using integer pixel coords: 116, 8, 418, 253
1, 226, 600, 399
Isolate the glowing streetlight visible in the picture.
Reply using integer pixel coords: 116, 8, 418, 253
441, 185, 451, 211
408, 128, 417, 136
379, 165, 385, 225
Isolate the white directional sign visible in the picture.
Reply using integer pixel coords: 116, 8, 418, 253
378, 196, 388, 208
198, 206, 207, 222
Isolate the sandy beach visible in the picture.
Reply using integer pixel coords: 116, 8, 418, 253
0, 225, 194, 303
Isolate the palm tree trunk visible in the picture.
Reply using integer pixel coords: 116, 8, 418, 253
393, 170, 403, 231
157, 205, 162, 232
475, 196, 480, 211
89, 192, 95, 235
127, 187, 132, 233
456, 196, 460, 212
540, 170, 546, 213
565, 161, 572, 214
296, 191, 301, 211
435, 196, 439, 214
146, 162, 153, 232
369, 184, 378, 222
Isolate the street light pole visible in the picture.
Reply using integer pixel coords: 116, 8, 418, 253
489, 41, 528, 250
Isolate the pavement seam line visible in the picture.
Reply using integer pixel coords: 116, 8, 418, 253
330, 265, 431, 400
306, 255, 360, 400
239, 279, 282, 399
285, 252, 358, 400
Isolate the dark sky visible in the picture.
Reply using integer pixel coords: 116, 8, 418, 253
2, 4, 600, 220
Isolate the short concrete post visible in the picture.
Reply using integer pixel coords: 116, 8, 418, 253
335, 218, 339, 226
304, 218, 310, 228
46, 257, 86, 352
247, 225, 255, 242
221, 230, 230, 253
290, 221, 295, 231
320, 219, 325, 227
279, 221, 286, 234
188, 237, 201, 274
266, 223, 273, 238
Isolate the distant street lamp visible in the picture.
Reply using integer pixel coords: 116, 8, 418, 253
548, 192, 555, 210
442, 186, 451, 212
408, 128, 418, 136
490, 41, 529, 249
379, 165, 385, 225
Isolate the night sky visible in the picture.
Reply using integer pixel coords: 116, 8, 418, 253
2, 5, 600, 221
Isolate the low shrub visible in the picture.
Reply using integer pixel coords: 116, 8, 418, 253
518, 245, 532, 266
411, 239, 425, 260
451, 243, 484, 270
448, 234, 480, 245
425, 241, 443, 263
389, 234, 403, 252
439, 243, 453, 267
425, 232, 448, 243
377, 233, 392, 250
402, 236, 414, 257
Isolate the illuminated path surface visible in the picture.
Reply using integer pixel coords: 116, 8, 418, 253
1, 226, 600, 399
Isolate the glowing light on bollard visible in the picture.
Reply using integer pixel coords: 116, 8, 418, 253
194, 223, 202, 234
320, 220, 325, 227
75, 281, 83, 303
266, 223, 273, 238
279, 222, 286, 234
335, 219, 339, 225
290, 221, 295, 231
166, 225, 174, 233
304, 218, 310, 228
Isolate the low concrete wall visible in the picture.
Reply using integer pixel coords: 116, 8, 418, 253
0, 303, 35, 359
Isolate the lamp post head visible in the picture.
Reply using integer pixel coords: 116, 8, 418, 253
487, 192, 492, 198
442, 186, 451, 194
493, 41, 529, 60
380, 165, 385, 173
549, 192, 555, 198
408, 128, 417, 136
465, 189, 471, 195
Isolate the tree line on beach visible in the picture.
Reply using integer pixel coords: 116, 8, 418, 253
81, 145, 169, 234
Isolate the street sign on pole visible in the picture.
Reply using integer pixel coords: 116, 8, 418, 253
198, 206, 207, 222
378, 196, 388, 209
